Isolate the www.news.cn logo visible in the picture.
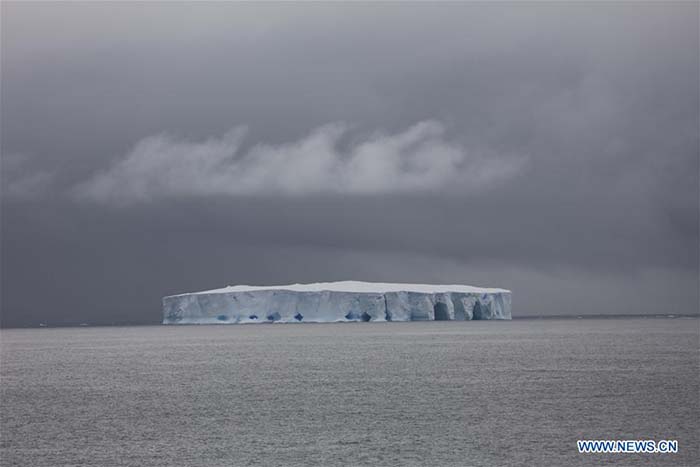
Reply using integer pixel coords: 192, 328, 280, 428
577, 439, 678, 454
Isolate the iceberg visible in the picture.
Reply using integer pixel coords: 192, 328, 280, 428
162, 281, 511, 324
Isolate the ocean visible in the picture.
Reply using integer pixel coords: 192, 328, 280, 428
1, 317, 698, 466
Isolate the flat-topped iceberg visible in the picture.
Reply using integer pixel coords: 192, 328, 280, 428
163, 281, 511, 324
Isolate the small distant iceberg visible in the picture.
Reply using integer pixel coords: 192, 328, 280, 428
162, 281, 511, 324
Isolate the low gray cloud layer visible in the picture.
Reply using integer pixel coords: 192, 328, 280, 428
1, 2, 698, 326
73, 121, 525, 204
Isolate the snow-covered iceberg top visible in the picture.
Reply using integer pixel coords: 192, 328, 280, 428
173, 280, 509, 296
163, 281, 511, 324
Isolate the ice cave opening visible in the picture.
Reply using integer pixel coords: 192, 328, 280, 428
433, 303, 449, 321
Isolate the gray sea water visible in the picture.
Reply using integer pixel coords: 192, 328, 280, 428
1, 318, 698, 466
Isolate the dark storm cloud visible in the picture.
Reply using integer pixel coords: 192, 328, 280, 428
1, 2, 698, 326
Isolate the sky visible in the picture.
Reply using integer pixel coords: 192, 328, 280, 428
1, 2, 698, 326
